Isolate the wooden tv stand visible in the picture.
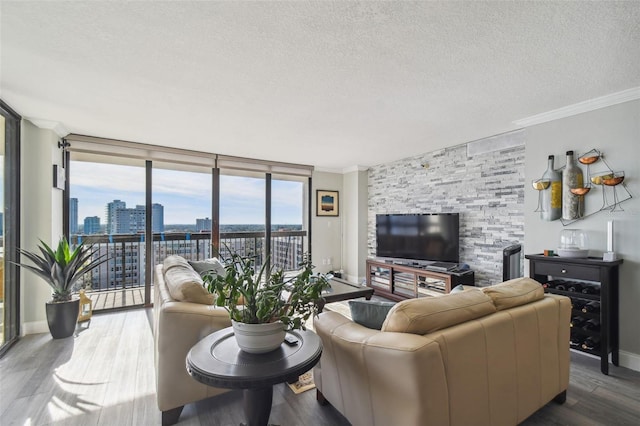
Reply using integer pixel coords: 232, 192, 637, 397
366, 259, 475, 301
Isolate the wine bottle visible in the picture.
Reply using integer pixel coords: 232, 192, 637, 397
570, 336, 582, 349
581, 285, 600, 295
540, 155, 562, 221
568, 282, 583, 292
571, 299, 585, 311
570, 316, 586, 328
562, 150, 585, 220
583, 319, 600, 332
582, 336, 601, 351
582, 301, 600, 314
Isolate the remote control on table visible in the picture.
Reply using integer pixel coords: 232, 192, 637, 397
284, 335, 299, 346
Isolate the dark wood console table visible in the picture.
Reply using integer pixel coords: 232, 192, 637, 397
366, 259, 475, 301
186, 327, 322, 426
526, 254, 622, 375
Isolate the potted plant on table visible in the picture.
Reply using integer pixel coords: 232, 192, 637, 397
15, 238, 109, 339
203, 250, 331, 353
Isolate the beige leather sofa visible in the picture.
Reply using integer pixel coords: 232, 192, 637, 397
153, 256, 231, 425
314, 277, 571, 426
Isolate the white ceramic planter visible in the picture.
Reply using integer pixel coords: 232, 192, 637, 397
231, 320, 286, 353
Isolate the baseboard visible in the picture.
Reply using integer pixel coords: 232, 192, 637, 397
22, 320, 49, 336
619, 350, 640, 372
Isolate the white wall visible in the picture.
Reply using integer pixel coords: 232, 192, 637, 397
20, 121, 64, 335
311, 171, 343, 275
343, 169, 368, 283
524, 99, 640, 370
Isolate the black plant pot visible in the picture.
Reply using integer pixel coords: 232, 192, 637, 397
45, 299, 79, 339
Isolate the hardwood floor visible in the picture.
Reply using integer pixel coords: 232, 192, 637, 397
88, 287, 151, 312
1, 307, 638, 425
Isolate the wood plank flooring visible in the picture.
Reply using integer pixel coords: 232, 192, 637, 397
1, 307, 639, 425
88, 287, 151, 312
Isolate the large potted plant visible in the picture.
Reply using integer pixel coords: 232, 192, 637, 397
16, 238, 109, 339
203, 250, 331, 353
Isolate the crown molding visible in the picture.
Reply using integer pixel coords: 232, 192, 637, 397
513, 87, 640, 128
314, 165, 369, 175
342, 165, 369, 173
27, 117, 69, 138
313, 166, 345, 174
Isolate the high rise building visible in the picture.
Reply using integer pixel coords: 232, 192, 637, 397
105, 200, 164, 234
152, 203, 164, 233
116, 205, 146, 234
106, 200, 126, 233
196, 217, 212, 232
70, 198, 78, 234
83, 216, 101, 234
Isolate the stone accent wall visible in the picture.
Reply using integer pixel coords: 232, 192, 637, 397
368, 143, 525, 286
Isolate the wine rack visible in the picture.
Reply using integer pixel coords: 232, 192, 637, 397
526, 254, 623, 375
366, 259, 475, 302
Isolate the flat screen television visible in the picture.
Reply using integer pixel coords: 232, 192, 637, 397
376, 213, 459, 263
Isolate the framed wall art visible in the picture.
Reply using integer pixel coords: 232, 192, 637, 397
316, 190, 339, 217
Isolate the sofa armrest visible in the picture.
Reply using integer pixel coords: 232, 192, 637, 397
154, 264, 232, 413
313, 311, 450, 426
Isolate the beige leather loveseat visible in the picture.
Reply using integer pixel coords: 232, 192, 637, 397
153, 256, 231, 425
314, 277, 571, 426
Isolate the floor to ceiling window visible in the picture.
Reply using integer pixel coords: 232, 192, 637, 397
0, 100, 20, 356
69, 157, 147, 311
271, 176, 307, 270
152, 161, 212, 262
0, 115, 5, 346
219, 173, 266, 265
63, 135, 313, 313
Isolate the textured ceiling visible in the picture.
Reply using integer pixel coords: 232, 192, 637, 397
1, 1, 639, 170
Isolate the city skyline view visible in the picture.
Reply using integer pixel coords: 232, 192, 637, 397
70, 161, 304, 227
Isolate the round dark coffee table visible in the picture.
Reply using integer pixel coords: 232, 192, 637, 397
186, 327, 322, 426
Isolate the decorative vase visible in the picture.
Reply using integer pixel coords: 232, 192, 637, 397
562, 150, 584, 220
541, 155, 562, 221
45, 298, 80, 339
231, 320, 286, 354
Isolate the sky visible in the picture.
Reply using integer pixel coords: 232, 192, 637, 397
70, 161, 304, 225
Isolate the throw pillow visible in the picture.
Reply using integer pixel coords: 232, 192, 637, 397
188, 257, 226, 277
163, 255, 191, 272
163, 263, 214, 305
348, 300, 396, 330
449, 284, 465, 294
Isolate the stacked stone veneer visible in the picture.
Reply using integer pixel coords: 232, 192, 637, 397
368, 143, 525, 286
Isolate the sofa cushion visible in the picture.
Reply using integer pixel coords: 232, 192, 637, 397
348, 300, 396, 330
163, 256, 214, 305
481, 277, 544, 311
381, 290, 496, 335
188, 257, 226, 277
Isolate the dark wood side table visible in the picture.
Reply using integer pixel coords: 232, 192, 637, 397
186, 327, 322, 426
526, 254, 622, 375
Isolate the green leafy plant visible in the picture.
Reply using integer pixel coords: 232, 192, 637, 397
203, 250, 331, 330
16, 238, 110, 303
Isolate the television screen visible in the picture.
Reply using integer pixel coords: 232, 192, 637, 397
376, 213, 459, 263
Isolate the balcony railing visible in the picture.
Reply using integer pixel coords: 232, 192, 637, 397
70, 230, 306, 293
